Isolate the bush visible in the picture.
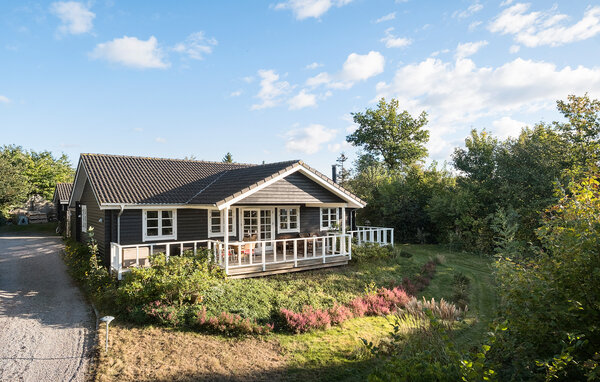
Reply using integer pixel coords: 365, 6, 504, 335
196, 306, 273, 336
280, 306, 332, 333
451, 272, 470, 309
116, 249, 225, 318
351, 243, 394, 263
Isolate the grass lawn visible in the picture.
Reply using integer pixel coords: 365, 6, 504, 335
0, 222, 59, 235
93, 245, 498, 381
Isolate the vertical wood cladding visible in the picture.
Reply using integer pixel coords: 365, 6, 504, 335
240, 172, 345, 204
79, 180, 105, 258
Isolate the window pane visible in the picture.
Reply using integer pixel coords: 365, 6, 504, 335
290, 208, 297, 216
162, 219, 172, 227
211, 210, 220, 218
290, 221, 297, 229
280, 209, 287, 217
162, 211, 172, 219
147, 211, 158, 219
162, 227, 173, 236
211, 224, 221, 233
147, 228, 159, 236
147, 219, 158, 228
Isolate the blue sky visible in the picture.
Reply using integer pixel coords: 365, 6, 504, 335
1, 0, 600, 173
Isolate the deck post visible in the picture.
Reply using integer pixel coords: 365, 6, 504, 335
391, 229, 394, 247
224, 206, 230, 275
262, 247, 266, 271
238, 244, 242, 266
193, 242, 197, 256
293, 240, 297, 267
322, 237, 326, 263
348, 235, 352, 260
166, 244, 170, 261
341, 207, 346, 254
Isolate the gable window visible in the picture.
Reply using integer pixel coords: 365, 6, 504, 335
278, 207, 299, 233
320, 207, 339, 231
143, 209, 177, 241
208, 209, 236, 237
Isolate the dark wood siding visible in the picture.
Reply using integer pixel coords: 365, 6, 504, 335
299, 206, 322, 234
119, 208, 209, 245
79, 180, 108, 263
240, 172, 344, 204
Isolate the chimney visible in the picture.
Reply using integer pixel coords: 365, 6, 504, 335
332, 164, 337, 183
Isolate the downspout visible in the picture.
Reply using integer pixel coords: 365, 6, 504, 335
117, 204, 125, 244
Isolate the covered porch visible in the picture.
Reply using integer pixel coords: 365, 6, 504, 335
110, 233, 353, 279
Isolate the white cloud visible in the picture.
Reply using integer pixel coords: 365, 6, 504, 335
251, 69, 292, 110
0, 95, 10, 104
489, 3, 600, 47
288, 89, 317, 110
172, 31, 217, 60
155, 137, 167, 143
468, 21, 483, 31
492, 116, 527, 138
90, 36, 169, 69
455, 40, 488, 59
274, 0, 353, 20
509, 44, 520, 53
375, 12, 396, 23
285, 124, 337, 154
500, 0, 514, 6
376, 57, 600, 156
327, 140, 352, 152
430, 49, 450, 57
50, 1, 95, 35
306, 51, 385, 90
133, 127, 143, 132
305, 62, 323, 69
242, 76, 255, 83
381, 28, 412, 48
453, 2, 483, 19
230, 90, 243, 97
341, 51, 385, 82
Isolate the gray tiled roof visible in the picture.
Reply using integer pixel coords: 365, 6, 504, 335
54, 183, 73, 204
79, 153, 365, 207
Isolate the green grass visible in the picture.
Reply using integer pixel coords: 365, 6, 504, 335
204, 250, 426, 322
272, 244, 499, 381
0, 222, 59, 235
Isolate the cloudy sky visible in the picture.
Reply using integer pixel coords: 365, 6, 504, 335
1, 1, 600, 173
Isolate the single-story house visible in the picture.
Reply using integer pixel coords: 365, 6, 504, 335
53, 182, 73, 226
68, 154, 393, 279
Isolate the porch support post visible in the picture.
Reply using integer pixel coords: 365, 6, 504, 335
341, 207, 346, 254
224, 206, 230, 275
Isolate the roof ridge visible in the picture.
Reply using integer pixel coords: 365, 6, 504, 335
80, 153, 256, 167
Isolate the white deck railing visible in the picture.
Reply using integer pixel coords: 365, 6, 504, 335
109, 234, 352, 280
348, 226, 394, 246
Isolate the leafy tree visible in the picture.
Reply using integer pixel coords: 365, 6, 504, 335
347, 98, 429, 171
554, 94, 600, 172
335, 152, 351, 186
491, 176, 600, 381
222, 152, 233, 163
0, 145, 74, 201
0, 155, 30, 214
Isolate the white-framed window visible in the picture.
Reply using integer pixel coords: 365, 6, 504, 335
208, 208, 236, 237
143, 209, 177, 241
320, 207, 339, 231
81, 204, 87, 233
278, 206, 300, 233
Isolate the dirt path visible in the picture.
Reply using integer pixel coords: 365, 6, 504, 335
0, 233, 94, 382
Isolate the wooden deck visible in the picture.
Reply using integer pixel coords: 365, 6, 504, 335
227, 254, 350, 278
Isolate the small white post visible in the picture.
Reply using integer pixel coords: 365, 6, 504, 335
224, 207, 230, 275
391, 229, 394, 247
322, 237, 326, 263
238, 244, 242, 266
180, 243, 184, 255
166, 244, 170, 261
262, 247, 266, 271
348, 235, 352, 260
341, 207, 346, 254
293, 240, 297, 266
193, 242, 197, 256
283, 240, 286, 262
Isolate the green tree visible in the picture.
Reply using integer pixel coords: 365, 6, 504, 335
335, 152, 351, 186
347, 98, 429, 171
0, 145, 74, 201
222, 152, 233, 163
554, 94, 600, 172
0, 155, 30, 215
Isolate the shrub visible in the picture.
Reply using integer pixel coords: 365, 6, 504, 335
328, 303, 354, 325
143, 300, 187, 326
116, 249, 225, 318
196, 306, 273, 336
451, 272, 470, 309
402, 297, 465, 322
351, 243, 394, 263
280, 305, 332, 333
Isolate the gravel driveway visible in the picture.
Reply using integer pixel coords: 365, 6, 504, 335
0, 233, 94, 382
